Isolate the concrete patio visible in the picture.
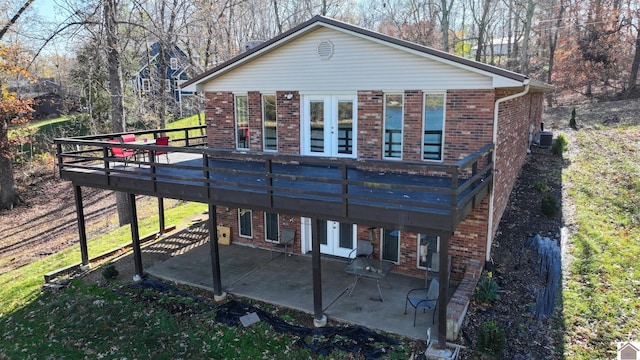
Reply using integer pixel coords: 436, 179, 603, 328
144, 226, 451, 341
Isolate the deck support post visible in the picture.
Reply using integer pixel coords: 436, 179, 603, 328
311, 218, 326, 327
128, 193, 144, 281
208, 204, 226, 301
436, 232, 452, 349
73, 185, 89, 270
158, 197, 165, 234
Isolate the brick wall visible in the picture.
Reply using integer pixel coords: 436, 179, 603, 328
248, 91, 263, 151
276, 91, 300, 154
201, 88, 545, 280
444, 90, 494, 162
205, 92, 235, 149
357, 91, 383, 159
490, 90, 545, 239
214, 207, 302, 254
402, 90, 423, 162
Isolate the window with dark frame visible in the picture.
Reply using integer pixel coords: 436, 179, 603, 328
383, 94, 403, 159
423, 93, 445, 161
263, 95, 277, 151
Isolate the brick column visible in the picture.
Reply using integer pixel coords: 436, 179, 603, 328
357, 90, 383, 159
205, 91, 235, 149
276, 91, 300, 154
248, 91, 263, 151
402, 90, 423, 162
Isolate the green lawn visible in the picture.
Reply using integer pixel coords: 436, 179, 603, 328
560, 127, 640, 358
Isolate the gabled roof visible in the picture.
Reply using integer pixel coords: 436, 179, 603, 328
182, 15, 551, 92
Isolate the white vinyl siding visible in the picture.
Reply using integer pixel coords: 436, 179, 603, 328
202, 28, 493, 93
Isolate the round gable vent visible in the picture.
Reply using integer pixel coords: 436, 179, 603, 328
317, 40, 334, 60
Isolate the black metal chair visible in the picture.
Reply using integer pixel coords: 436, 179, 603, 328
269, 228, 296, 261
404, 279, 439, 326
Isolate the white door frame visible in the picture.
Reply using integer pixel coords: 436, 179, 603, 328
302, 218, 356, 258
301, 94, 357, 158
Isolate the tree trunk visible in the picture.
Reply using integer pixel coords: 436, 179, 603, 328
105, 0, 131, 226
626, 23, 640, 96
0, 121, 20, 210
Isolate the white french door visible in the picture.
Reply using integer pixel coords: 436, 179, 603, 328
302, 95, 357, 157
313, 219, 356, 257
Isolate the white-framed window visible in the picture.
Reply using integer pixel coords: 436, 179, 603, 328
417, 234, 440, 269
142, 78, 151, 92
383, 93, 403, 159
235, 95, 249, 149
265, 212, 279, 242
170, 57, 178, 70
165, 79, 171, 92
238, 209, 252, 238
381, 228, 400, 263
422, 92, 446, 161
262, 94, 277, 151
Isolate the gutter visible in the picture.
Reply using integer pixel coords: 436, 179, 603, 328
486, 80, 530, 264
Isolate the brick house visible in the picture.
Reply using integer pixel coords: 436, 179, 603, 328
182, 15, 550, 283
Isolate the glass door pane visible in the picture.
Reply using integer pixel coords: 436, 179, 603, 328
318, 220, 328, 246
309, 100, 325, 153
338, 222, 354, 250
382, 229, 399, 262
337, 100, 353, 155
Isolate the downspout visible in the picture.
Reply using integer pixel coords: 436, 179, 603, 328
486, 80, 530, 264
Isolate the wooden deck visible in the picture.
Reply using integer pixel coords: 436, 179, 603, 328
55, 129, 493, 234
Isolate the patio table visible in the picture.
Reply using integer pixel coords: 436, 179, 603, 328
345, 257, 395, 302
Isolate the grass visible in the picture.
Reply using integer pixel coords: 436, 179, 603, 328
560, 126, 640, 358
165, 113, 206, 143
0, 196, 413, 358
0, 201, 207, 315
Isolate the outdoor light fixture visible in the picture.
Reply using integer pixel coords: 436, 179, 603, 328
284, 93, 293, 100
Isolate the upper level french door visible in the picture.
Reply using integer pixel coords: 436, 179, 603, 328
302, 95, 357, 158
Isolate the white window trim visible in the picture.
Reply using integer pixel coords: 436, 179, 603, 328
264, 213, 279, 243
262, 94, 277, 152
235, 94, 249, 150
381, 229, 401, 264
170, 57, 178, 70
142, 78, 150, 92
165, 79, 171, 92
416, 234, 440, 270
238, 209, 253, 238
382, 93, 404, 160
421, 91, 446, 162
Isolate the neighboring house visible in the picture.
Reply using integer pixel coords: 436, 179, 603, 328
182, 16, 551, 282
8, 78, 64, 118
134, 42, 193, 103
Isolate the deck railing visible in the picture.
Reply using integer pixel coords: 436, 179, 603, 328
54, 127, 493, 231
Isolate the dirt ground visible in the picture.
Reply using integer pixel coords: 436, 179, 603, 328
3, 99, 638, 358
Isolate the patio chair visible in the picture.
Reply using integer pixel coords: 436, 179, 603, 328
269, 228, 296, 261
108, 139, 136, 167
404, 279, 439, 326
347, 239, 374, 259
154, 136, 170, 163
425, 252, 451, 287
120, 134, 137, 143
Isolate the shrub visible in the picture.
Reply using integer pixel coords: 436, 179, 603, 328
541, 193, 560, 217
102, 264, 119, 280
477, 321, 506, 358
532, 180, 550, 192
552, 133, 569, 156
473, 272, 500, 304
569, 108, 577, 130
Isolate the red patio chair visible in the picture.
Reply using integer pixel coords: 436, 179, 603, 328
120, 134, 137, 143
108, 139, 136, 167
154, 136, 170, 163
